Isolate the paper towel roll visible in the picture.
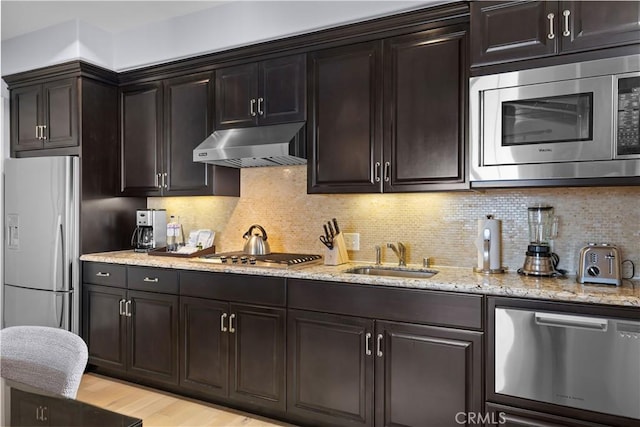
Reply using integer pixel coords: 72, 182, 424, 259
475, 217, 502, 271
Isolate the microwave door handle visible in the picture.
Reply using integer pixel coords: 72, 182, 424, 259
534, 312, 608, 331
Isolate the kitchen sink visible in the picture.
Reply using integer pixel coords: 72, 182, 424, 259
345, 266, 438, 279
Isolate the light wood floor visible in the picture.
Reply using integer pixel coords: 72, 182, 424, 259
76, 373, 297, 427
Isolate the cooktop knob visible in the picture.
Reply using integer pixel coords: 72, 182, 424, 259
240, 256, 248, 264
220, 256, 227, 263
249, 257, 257, 265
231, 256, 239, 263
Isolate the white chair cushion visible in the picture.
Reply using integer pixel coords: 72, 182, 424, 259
0, 326, 88, 399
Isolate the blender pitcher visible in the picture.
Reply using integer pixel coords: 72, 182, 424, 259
528, 205, 558, 245
520, 205, 562, 276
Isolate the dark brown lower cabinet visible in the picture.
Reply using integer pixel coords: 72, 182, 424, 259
287, 310, 374, 426
287, 310, 483, 427
180, 297, 229, 397
82, 284, 179, 386
83, 284, 127, 371
180, 297, 286, 412
127, 290, 179, 385
375, 321, 483, 427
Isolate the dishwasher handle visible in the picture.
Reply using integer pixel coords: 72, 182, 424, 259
534, 312, 608, 331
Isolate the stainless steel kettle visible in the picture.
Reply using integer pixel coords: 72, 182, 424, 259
243, 224, 271, 255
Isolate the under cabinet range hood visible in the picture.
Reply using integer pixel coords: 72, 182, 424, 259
193, 121, 306, 168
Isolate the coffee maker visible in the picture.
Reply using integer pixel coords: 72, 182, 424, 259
132, 209, 167, 252
519, 205, 561, 276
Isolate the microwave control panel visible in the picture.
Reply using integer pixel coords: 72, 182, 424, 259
617, 75, 640, 157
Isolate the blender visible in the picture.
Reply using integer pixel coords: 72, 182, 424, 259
519, 205, 560, 276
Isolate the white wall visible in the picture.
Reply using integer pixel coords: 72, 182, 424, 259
2, 1, 435, 75
113, 0, 434, 70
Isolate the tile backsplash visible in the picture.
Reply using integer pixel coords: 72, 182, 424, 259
148, 166, 639, 277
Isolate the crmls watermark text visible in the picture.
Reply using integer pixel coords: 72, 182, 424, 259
455, 412, 507, 425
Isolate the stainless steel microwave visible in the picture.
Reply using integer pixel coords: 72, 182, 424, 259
470, 55, 640, 183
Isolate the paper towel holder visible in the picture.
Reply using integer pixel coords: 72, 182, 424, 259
473, 215, 507, 274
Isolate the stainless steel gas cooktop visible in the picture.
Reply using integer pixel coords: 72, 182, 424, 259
195, 252, 322, 268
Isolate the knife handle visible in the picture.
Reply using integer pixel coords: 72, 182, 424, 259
332, 218, 340, 234
327, 222, 335, 237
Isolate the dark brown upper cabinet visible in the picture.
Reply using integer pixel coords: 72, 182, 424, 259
471, 1, 640, 67
307, 41, 383, 194
11, 78, 78, 153
308, 25, 468, 194
383, 27, 468, 192
215, 54, 306, 129
120, 74, 239, 197
120, 82, 163, 196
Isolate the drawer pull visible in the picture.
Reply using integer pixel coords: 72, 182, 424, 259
95, 272, 110, 277
143, 277, 159, 283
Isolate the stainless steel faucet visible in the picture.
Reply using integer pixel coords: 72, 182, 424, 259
387, 242, 406, 266
375, 245, 382, 266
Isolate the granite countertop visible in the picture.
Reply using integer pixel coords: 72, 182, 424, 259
80, 250, 640, 307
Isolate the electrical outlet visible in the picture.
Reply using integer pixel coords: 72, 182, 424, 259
343, 233, 360, 251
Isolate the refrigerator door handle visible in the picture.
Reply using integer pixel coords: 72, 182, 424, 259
52, 215, 63, 292
55, 292, 65, 328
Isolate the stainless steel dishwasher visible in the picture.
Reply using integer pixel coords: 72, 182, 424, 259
495, 307, 640, 420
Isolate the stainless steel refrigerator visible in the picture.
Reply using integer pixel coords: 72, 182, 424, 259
3, 156, 80, 333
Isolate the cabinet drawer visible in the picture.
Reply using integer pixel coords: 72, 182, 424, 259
128, 267, 178, 294
83, 262, 126, 288
180, 271, 285, 307
288, 279, 484, 330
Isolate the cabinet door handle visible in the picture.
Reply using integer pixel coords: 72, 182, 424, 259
36, 405, 48, 421
36, 126, 40, 139
562, 10, 571, 36
376, 333, 383, 357
383, 162, 391, 182
119, 299, 126, 316
143, 277, 158, 283
221, 313, 228, 332
125, 300, 132, 317
41, 125, 47, 140
163, 172, 168, 189
250, 98, 257, 117
547, 13, 555, 39
374, 162, 381, 183
365, 332, 372, 356
96, 272, 110, 277
257, 97, 264, 116
229, 313, 236, 333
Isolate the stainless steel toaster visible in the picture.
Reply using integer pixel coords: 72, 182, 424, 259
577, 244, 622, 286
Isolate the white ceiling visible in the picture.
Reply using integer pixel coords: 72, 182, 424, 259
1, 1, 226, 41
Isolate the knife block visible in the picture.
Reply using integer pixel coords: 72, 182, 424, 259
324, 233, 350, 266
